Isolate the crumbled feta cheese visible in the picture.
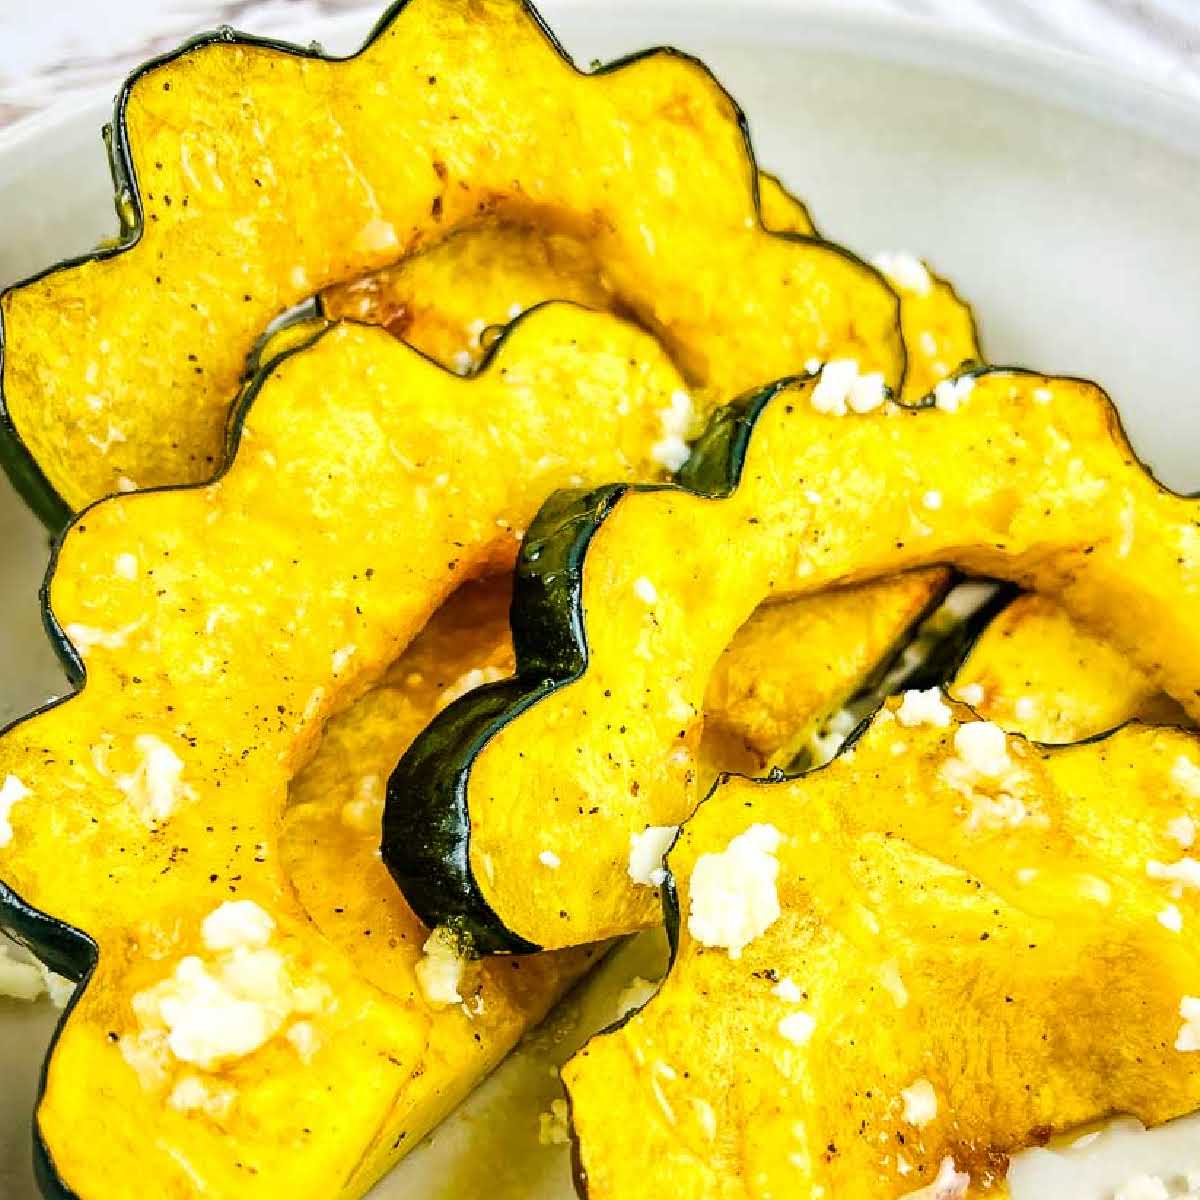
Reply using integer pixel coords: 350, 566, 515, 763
896, 688, 952, 728
538, 1098, 571, 1146
871, 252, 933, 297
1114, 1177, 1171, 1200
772, 976, 803, 1003
538, 850, 561, 869
615, 975, 660, 1020
901, 1157, 970, 1199
1177, 995, 1200, 1052
957, 682, 985, 707
0, 943, 46, 1001
115, 553, 138, 580
628, 825, 678, 887
810, 359, 886, 416
633, 576, 658, 605
942, 721, 1031, 829
415, 927, 465, 1008
114, 736, 195, 825
1147, 857, 1200, 895
966, 791, 1031, 831
201, 901, 275, 953
120, 1028, 171, 1090
331, 644, 356, 675
778, 1010, 816, 1045
435, 665, 507, 712
0, 774, 30, 848
900, 1078, 938, 1127
932, 375, 975, 413
63, 621, 141, 656
804, 357, 823, 375
921, 490, 942, 511
286, 1020, 319, 1062
847, 370, 888, 414
880, 959, 909, 1008
1168, 814, 1197, 850
168, 1074, 235, 1118
651, 389, 694, 473
128, 901, 324, 1082
687, 823, 784, 958
341, 774, 385, 833
651, 435, 690, 473
136, 954, 286, 1068
1159, 904, 1184, 933
38, 964, 73, 1009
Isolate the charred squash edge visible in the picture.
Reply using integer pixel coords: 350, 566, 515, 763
384, 363, 1186, 956
0, 0, 902, 532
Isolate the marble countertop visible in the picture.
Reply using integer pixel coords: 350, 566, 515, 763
1, 0, 1199, 133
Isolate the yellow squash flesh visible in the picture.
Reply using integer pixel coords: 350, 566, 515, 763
1, 0, 899, 513
446, 370, 1200, 949
0, 305, 690, 1198
699, 569, 950, 780
322, 169, 818, 379
565, 704, 1200, 1198
951, 592, 1187, 741
324, 175, 978, 406
872, 257, 981, 402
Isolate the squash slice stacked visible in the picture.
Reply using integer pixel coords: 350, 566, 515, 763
0, 0, 901, 522
387, 368, 1200, 951
565, 703, 1200, 1197
0, 308, 696, 1196
0, 0, 1195, 1197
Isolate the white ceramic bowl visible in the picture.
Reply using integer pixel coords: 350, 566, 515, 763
2, 4, 1200, 1197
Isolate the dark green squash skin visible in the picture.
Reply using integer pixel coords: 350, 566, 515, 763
0, 0, 902, 537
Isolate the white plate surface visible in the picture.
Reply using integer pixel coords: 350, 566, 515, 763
2, 4, 1200, 1197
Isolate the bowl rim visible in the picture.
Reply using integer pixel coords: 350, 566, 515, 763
2, 1, 1198, 161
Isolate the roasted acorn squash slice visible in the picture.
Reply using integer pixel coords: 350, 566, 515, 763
564, 701, 1200, 1198
387, 368, 1200, 951
0, 0, 899, 522
0, 304, 698, 1198
950, 592, 1187, 741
